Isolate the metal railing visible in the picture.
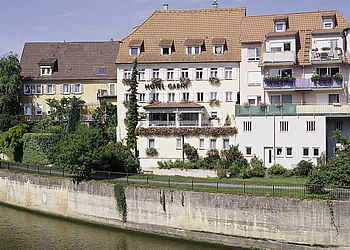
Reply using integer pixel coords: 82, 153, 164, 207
310, 50, 342, 62
264, 78, 343, 90
1, 161, 349, 200
263, 51, 296, 64
297, 104, 350, 114
235, 104, 297, 116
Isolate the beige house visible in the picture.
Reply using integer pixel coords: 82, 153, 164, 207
116, 5, 245, 170
20, 41, 119, 120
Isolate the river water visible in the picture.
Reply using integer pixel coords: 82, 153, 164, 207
0, 204, 247, 250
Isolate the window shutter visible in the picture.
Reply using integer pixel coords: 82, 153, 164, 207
189, 92, 195, 102
70, 84, 75, 94
144, 138, 148, 148
203, 68, 209, 80
174, 68, 180, 80
60, 84, 63, 94
232, 92, 238, 102
119, 69, 124, 82
204, 139, 210, 150
189, 68, 195, 80
158, 93, 164, 102
218, 67, 225, 79
159, 69, 166, 80
218, 92, 224, 102
175, 92, 181, 102
80, 84, 84, 94
145, 93, 150, 103
148, 93, 153, 103
217, 138, 222, 150
204, 92, 210, 102
145, 69, 151, 81
232, 68, 238, 80
43, 85, 47, 94
155, 139, 159, 149
229, 138, 235, 146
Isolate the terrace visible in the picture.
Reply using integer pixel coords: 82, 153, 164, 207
264, 78, 343, 90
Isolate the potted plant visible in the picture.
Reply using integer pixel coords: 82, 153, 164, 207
180, 77, 191, 86
224, 114, 231, 126
258, 101, 266, 108
209, 99, 220, 106
320, 74, 332, 83
209, 76, 220, 84
275, 102, 283, 107
146, 147, 158, 157
311, 74, 320, 82
206, 149, 220, 158
333, 73, 343, 83
243, 101, 250, 107
321, 47, 331, 51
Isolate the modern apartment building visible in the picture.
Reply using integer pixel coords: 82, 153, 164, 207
20, 41, 119, 120
116, 5, 245, 169
236, 10, 350, 167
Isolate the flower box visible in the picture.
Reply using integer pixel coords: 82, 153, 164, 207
275, 102, 283, 107
146, 147, 158, 157
206, 149, 219, 158
180, 77, 191, 86
209, 77, 220, 84
209, 99, 220, 106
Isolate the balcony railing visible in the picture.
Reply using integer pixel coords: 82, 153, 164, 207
147, 120, 220, 127
262, 51, 296, 65
264, 78, 343, 90
235, 104, 297, 116
296, 104, 350, 114
310, 50, 342, 63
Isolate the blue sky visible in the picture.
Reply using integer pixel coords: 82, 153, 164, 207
1, 0, 350, 57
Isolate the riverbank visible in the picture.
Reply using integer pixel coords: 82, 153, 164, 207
0, 170, 349, 249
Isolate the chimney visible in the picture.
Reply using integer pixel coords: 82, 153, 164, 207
163, 4, 168, 10
213, 0, 218, 8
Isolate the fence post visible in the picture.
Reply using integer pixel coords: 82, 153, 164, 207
273, 184, 275, 195
127, 173, 129, 184
244, 183, 246, 193
216, 181, 218, 192
50, 168, 52, 176
192, 179, 193, 190
27, 165, 28, 173
304, 184, 306, 197
63, 168, 64, 177
7, 162, 9, 170
37, 165, 39, 174
147, 176, 149, 185
108, 171, 111, 183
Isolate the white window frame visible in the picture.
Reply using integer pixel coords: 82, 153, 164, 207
302, 147, 310, 157
247, 71, 261, 86
225, 92, 233, 102
24, 104, 32, 116
46, 84, 54, 95
138, 69, 145, 81
63, 84, 70, 94
181, 68, 189, 78
35, 104, 43, 116
161, 47, 172, 56
148, 138, 155, 148
35, 85, 42, 95
210, 92, 217, 100
23, 84, 31, 95
243, 121, 252, 132
176, 138, 182, 150
187, 46, 201, 55
139, 93, 146, 103
152, 69, 160, 79
182, 92, 189, 101
40, 66, 52, 76
129, 47, 140, 56
276, 147, 283, 158
210, 139, 217, 149
213, 45, 224, 54
280, 121, 289, 132
197, 92, 204, 102
322, 18, 334, 30
245, 146, 252, 156
223, 139, 230, 150
210, 112, 218, 119
274, 21, 286, 32
248, 47, 260, 61
124, 70, 132, 79
109, 83, 116, 96
313, 147, 320, 157
199, 138, 205, 150
167, 69, 174, 80
286, 147, 293, 157
306, 121, 316, 132
168, 93, 175, 102
196, 68, 203, 80
210, 68, 218, 78
225, 67, 233, 79
74, 84, 82, 94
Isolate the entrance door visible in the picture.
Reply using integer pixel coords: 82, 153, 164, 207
264, 147, 274, 168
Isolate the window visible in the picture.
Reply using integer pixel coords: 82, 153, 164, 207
329, 94, 339, 104
286, 147, 293, 156
187, 46, 201, 55
139, 93, 145, 103
210, 139, 217, 149
181, 68, 189, 78
313, 148, 320, 157
271, 94, 292, 104
47, 104, 52, 115
322, 18, 334, 29
98, 68, 106, 74
214, 45, 223, 54
270, 68, 292, 77
35, 85, 42, 95
182, 92, 189, 101
248, 98, 256, 105
210, 92, 217, 100
248, 47, 260, 61
124, 70, 132, 79
223, 139, 230, 150
109, 83, 116, 96
226, 92, 233, 102
125, 93, 130, 102
23, 85, 31, 95
246, 147, 252, 156
243, 121, 252, 132
274, 21, 286, 32
335, 121, 343, 131
248, 71, 261, 86
276, 147, 283, 157
24, 104, 32, 116
47, 84, 54, 94
130, 47, 140, 56
197, 92, 204, 102
303, 148, 309, 157
225, 67, 233, 79
306, 121, 316, 132
63, 84, 70, 94
210, 112, 218, 119
150, 93, 159, 102
35, 104, 43, 116
199, 138, 205, 150
152, 69, 160, 79
138, 69, 145, 81
168, 93, 175, 102
167, 69, 174, 80
74, 84, 81, 94
280, 121, 289, 132
210, 68, 218, 77
40, 66, 52, 76
316, 67, 339, 76
196, 68, 203, 80
161, 47, 171, 55
271, 46, 282, 52
284, 42, 291, 51
148, 138, 155, 148
176, 138, 182, 150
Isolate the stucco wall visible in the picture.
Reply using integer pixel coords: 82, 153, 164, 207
1, 170, 350, 249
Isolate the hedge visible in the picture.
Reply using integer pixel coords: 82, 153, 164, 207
1, 147, 15, 161
22, 133, 61, 165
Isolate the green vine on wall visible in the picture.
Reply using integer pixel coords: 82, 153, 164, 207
114, 184, 127, 222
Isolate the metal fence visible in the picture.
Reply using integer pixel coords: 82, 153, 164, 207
1, 161, 350, 200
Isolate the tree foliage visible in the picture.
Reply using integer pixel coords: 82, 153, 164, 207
126, 59, 139, 155
0, 123, 30, 148
66, 96, 81, 133
91, 100, 118, 140
183, 143, 199, 162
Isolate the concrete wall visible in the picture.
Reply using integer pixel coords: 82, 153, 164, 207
1, 170, 350, 249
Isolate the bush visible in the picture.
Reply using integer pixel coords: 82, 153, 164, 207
293, 160, 314, 176
267, 163, 287, 176
229, 157, 249, 178
247, 156, 265, 177
22, 133, 61, 165
183, 143, 199, 162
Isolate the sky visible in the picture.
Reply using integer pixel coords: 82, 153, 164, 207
1, 0, 350, 58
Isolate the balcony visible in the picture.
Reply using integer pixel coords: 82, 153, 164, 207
296, 104, 350, 115
264, 78, 343, 90
235, 104, 297, 116
262, 51, 296, 65
310, 50, 342, 64
97, 89, 117, 99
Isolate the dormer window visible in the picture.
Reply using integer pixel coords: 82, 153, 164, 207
40, 66, 52, 76
323, 18, 334, 29
128, 40, 143, 56
214, 45, 223, 54
275, 22, 286, 32
184, 39, 203, 55
159, 39, 173, 56
161, 47, 171, 55
98, 67, 106, 74
212, 38, 226, 55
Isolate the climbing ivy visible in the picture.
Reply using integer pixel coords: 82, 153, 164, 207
114, 183, 127, 222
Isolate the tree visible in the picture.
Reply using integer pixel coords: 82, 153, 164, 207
66, 96, 81, 133
91, 100, 118, 140
126, 59, 139, 156
56, 125, 105, 180
0, 53, 23, 131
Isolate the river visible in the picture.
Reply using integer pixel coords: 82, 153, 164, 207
0, 204, 247, 250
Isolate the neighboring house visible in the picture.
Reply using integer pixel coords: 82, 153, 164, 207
116, 5, 245, 169
237, 10, 350, 167
20, 41, 120, 120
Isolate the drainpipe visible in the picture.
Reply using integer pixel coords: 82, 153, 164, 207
273, 115, 276, 164
346, 63, 349, 104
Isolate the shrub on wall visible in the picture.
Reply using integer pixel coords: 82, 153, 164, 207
22, 133, 61, 165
